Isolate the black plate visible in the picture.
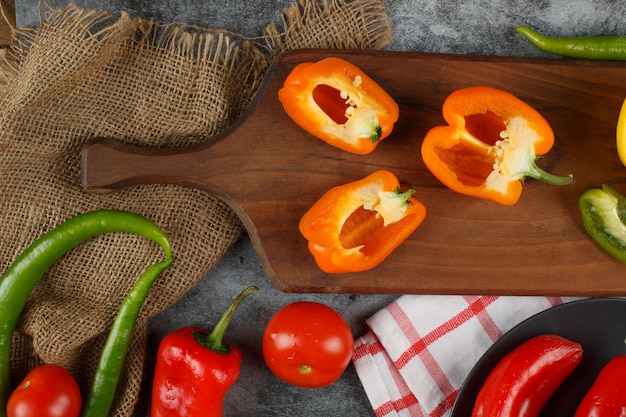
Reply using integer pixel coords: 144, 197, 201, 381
451, 298, 626, 417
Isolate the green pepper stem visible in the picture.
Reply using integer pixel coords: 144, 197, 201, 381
195, 286, 259, 354
525, 158, 574, 186
394, 187, 417, 205
516, 26, 558, 52
368, 125, 383, 143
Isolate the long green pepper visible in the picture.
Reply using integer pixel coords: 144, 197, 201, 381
82, 256, 173, 417
0, 210, 173, 417
516, 26, 626, 61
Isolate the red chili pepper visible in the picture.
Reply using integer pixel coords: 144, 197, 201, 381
574, 354, 626, 417
299, 170, 426, 273
151, 286, 259, 417
278, 57, 399, 154
471, 334, 582, 417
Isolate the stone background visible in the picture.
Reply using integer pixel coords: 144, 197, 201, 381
11, 0, 626, 416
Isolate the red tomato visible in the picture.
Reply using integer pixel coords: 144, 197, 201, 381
262, 301, 354, 388
7, 364, 82, 417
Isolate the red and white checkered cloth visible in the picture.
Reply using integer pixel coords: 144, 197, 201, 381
352, 295, 583, 417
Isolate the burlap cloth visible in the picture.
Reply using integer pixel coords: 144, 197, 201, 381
0, 0, 391, 415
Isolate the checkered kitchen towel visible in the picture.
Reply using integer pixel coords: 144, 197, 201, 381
352, 295, 583, 417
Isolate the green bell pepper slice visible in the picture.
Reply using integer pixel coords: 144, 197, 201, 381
579, 184, 626, 263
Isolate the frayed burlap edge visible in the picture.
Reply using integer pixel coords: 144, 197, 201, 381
0, 2, 17, 89
263, 0, 392, 54
0, 1, 392, 416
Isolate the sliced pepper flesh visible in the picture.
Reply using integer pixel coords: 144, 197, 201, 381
299, 170, 426, 273
278, 57, 399, 155
421, 86, 574, 205
579, 184, 626, 263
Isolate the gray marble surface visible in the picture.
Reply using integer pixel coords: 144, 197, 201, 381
13, 0, 626, 416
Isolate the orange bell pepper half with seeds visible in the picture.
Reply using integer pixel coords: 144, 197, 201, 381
299, 170, 426, 273
278, 57, 399, 154
421, 86, 574, 205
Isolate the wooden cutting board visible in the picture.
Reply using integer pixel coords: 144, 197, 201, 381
82, 49, 626, 295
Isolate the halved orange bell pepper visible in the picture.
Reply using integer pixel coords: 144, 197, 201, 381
299, 170, 426, 273
278, 57, 399, 154
421, 86, 574, 205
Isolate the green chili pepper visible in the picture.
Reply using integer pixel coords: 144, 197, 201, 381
579, 185, 626, 263
0, 210, 173, 417
516, 26, 626, 61
81, 256, 173, 417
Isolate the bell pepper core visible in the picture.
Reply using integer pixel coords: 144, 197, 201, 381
579, 184, 626, 264
421, 86, 574, 205
299, 170, 426, 273
278, 57, 400, 154
151, 286, 259, 417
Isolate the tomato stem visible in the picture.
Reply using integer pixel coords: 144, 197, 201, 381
299, 365, 312, 375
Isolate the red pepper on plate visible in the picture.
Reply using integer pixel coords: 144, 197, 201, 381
421, 86, 574, 205
278, 57, 399, 154
471, 334, 582, 417
151, 286, 259, 417
574, 354, 626, 417
299, 170, 426, 273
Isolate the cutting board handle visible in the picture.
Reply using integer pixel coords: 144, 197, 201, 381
81, 50, 291, 200
81, 136, 218, 194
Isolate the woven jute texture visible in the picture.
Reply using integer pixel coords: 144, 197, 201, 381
0, 0, 391, 415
